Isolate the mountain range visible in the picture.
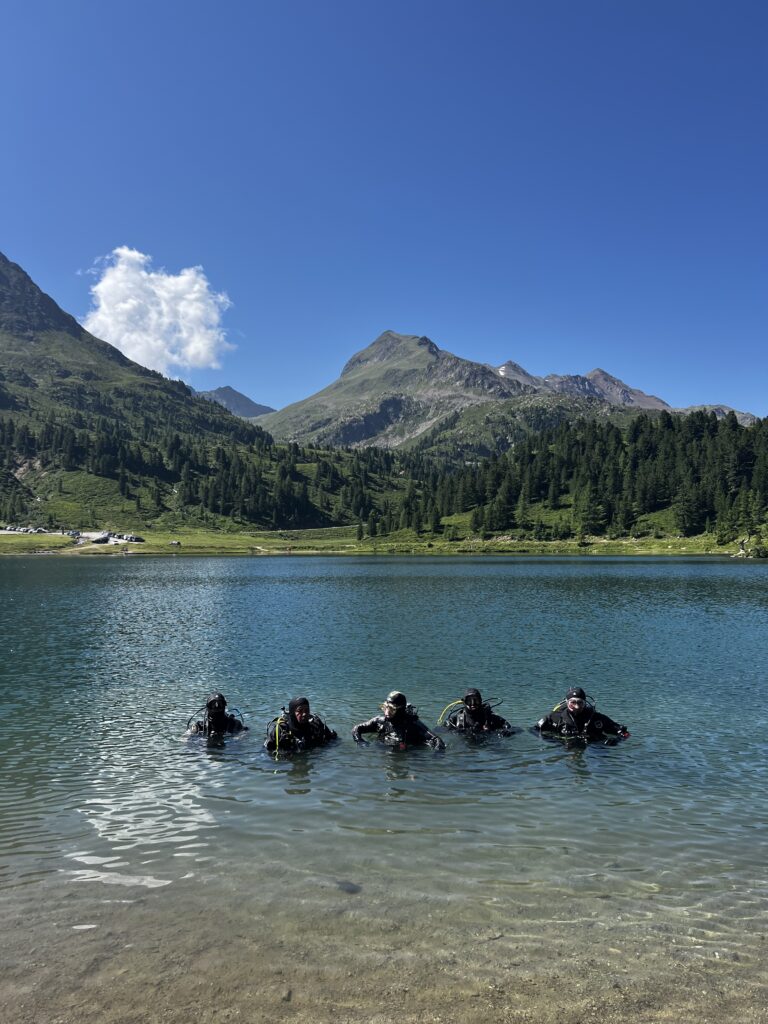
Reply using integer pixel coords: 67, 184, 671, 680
0, 247, 755, 467
251, 330, 755, 454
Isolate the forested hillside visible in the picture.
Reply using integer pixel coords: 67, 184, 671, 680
2, 401, 766, 547
0, 409, 413, 532
437, 411, 768, 545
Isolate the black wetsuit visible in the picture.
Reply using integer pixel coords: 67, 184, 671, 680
264, 713, 337, 752
353, 710, 445, 750
192, 712, 247, 736
535, 706, 627, 741
446, 703, 513, 734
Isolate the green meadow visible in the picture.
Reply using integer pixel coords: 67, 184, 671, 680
0, 524, 747, 558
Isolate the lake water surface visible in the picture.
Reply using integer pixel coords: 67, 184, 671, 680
1, 556, 766, 1024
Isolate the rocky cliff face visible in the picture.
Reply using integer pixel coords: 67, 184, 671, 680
0, 250, 144, 379
0, 252, 81, 337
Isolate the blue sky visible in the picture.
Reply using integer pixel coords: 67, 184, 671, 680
2, 0, 766, 415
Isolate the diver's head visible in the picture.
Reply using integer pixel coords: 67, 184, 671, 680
288, 696, 311, 729
206, 693, 227, 715
565, 687, 587, 713
463, 688, 483, 713
382, 690, 407, 719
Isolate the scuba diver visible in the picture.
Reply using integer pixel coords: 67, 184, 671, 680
188, 693, 248, 736
439, 688, 513, 734
353, 691, 446, 751
264, 696, 337, 753
534, 687, 629, 742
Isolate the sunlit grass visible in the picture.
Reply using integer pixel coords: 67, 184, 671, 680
0, 525, 743, 558
0, 532, 74, 552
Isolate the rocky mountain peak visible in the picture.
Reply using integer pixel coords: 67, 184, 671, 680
195, 385, 275, 418
340, 331, 440, 376
0, 251, 81, 337
585, 368, 670, 410
496, 360, 541, 389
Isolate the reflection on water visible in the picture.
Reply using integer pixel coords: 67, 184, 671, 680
0, 556, 766, 1022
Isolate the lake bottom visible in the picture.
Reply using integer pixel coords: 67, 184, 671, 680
4, 861, 765, 1024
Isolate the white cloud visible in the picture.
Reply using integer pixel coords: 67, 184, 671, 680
82, 247, 234, 375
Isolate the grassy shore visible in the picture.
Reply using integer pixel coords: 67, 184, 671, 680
0, 525, 754, 558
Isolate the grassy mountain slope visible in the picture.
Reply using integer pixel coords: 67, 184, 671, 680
0, 252, 263, 442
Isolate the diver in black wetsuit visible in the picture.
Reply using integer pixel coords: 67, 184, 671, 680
353, 691, 446, 751
534, 687, 629, 742
189, 693, 248, 736
264, 696, 337, 753
443, 688, 513, 734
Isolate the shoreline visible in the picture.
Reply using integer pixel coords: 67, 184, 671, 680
0, 529, 759, 559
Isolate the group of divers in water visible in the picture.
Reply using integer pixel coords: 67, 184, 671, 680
187, 688, 631, 753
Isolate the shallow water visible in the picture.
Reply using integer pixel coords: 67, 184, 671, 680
1, 556, 766, 1023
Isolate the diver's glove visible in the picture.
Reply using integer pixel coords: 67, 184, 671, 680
428, 735, 446, 751
352, 729, 368, 745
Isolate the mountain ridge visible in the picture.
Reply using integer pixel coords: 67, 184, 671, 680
255, 330, 755, 450
1, 250, 756, 465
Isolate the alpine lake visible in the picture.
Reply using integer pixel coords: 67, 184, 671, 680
0, 555, 766, 1024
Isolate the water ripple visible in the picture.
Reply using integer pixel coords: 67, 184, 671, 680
0, 556, 765, 936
